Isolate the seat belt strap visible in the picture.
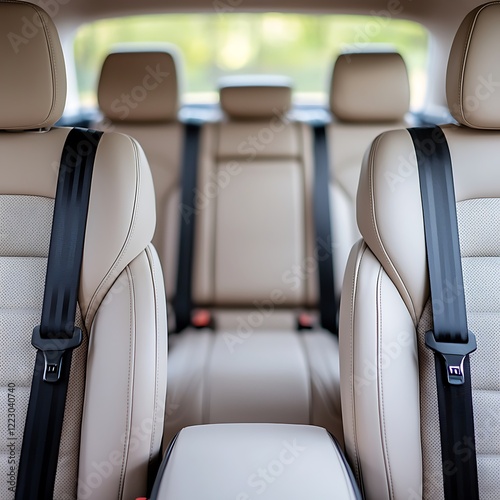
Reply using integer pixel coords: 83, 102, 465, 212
173, 120, 202, 333
15, 128, 103, 500
409, 126, 479, 500
312, 123, 338, 334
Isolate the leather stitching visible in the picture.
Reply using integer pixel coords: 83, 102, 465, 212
348, 241, 368, 484
458, 7, 483, 128
201, 332, 216, 424
298, 332, 315, 424
117, 265, 135, 499
377, 269, 395, 499
86, 136, 143, 328
297, 121, 314, 305
3, 2, 60, 129
457, 3, 500, 129
366, 132, 418, 323
35, 9, 58, 128
145, 245, 162, 463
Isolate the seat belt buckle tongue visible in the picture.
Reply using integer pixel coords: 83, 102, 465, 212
425, 330, 477, 386
31, 326, 83, 383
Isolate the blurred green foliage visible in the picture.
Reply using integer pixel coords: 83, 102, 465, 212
74, 13, 428, 108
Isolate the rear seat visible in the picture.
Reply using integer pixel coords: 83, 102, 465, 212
93, 49, 411, 449
95, 48, 183, 296
164, 77, 343, 445
328, 52, 411, 288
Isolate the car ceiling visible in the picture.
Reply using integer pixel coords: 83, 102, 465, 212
25, 0, 487, 29
21, 0, 490, 110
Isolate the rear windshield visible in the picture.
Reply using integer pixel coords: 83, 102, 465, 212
74, 13, 428, 109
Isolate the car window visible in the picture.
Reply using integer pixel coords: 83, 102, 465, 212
74, 13, 428, 110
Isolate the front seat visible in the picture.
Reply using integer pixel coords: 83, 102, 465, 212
340, 2, 500, 499
0, 2, 167, 499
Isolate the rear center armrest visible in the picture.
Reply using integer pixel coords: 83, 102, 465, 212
151, 423, 361, 499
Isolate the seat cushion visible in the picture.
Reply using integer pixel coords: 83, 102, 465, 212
164, 328, 342, 447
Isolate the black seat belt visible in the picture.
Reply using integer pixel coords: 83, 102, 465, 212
312, 123, 338, 334
173, 120, 202, 333
15, 128, 103, 500
409, 126, 479, 500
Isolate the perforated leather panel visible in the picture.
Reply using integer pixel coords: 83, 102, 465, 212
0, 195, 87, 500
418, 198, 500, 500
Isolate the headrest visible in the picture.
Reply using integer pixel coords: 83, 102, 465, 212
447, 2, 500, 129
0, 1, 66, 130
330, 52, 410, 123
219, 75, 293, 120
98, 47, 180, 123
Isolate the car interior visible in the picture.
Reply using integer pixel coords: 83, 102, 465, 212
1, 0, 500, 499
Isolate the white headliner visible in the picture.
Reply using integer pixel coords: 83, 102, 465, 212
28, 0, 485, 25
26, 0, 488, 110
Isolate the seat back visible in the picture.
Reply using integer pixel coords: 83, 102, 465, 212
340, 4, 500, 498
328, 52, 410, 292
0, 4, 167, 498
96, 48, 183, 295
163, 77, 345, 446
187, 77, 320, 327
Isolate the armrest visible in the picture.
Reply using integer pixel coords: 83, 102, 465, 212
151, 423, 361, 499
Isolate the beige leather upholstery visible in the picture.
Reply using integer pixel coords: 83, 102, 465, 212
219, 75, 293, 119
164, 82, 342, 447
328, 52, 410, 293
446, 2, 500, 129
94, 49, 183, 295
330, 53, 410, 123
98, 48, 180, 123
340, 4, 500, 498
0, 3, 167, 499
166, 327, 341, 436
190, 118, 318, 306
0, 1, 66, 130
156, 424, 359, 499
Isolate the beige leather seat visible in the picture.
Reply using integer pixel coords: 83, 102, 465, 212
340, 3, 500, 498
0, 3, 166, 498
95, 48, 183, 296
164, 78, 342, 446
328, 52, 411, 293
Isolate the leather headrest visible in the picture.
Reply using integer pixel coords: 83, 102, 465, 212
219, 76, 293, 120
447, 2, 500, 129
0, 1, 66, 130
98, 47, 180, 123
330, 52, 410, 123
